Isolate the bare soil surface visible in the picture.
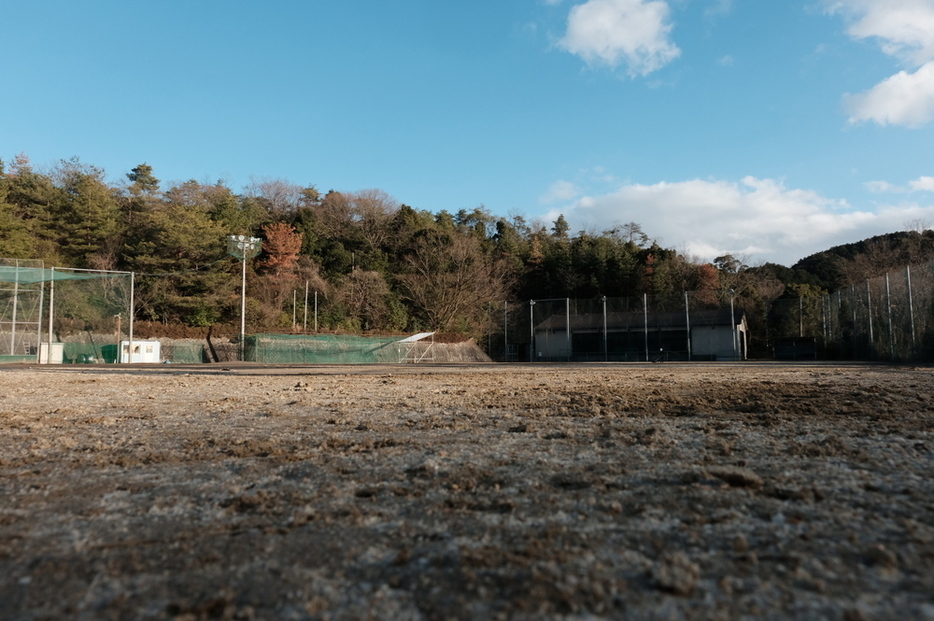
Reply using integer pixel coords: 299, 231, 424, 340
1, 362, 933, 620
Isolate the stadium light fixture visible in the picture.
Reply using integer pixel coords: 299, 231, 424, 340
227, 235, 262, 361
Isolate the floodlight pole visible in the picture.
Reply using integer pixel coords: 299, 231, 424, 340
228, 235, 261, 362
240, 252, 247, 359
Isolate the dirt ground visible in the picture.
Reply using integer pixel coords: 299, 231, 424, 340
1, 362, 933, 620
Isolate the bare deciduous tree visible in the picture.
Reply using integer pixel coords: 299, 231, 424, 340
247, 177, 303, 218
352, 188, 399, 250
336, 269, 395, 331
399, 232, 514, 334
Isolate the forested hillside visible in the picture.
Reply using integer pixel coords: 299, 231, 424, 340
2, 154, 930, 340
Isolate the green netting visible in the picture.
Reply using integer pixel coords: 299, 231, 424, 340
51, 272, 134, 364
0, 265, 112, 284
0, 259, 135, 364
245, 333, 410, 364
63, 342, 114, 364
164, 342, 204, 363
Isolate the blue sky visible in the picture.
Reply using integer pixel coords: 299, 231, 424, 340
3, 0, 934, 267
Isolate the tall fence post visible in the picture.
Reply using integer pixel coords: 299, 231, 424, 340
684, 291, 692, 361
885, 273, 895, 360
602, 296, 608, 362
503, 301, 508, 362
566, 298, 571, 362
907, 265, 916, 350
643, 293, 649, 362
867, 280, 874, 358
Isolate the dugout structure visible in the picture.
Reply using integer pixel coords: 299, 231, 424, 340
0, 259, 134, 364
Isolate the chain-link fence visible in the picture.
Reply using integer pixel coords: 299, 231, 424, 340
768, 261, 934, 362
0, 259, 45, 362
0, 260, 135, 364
487, 259, 934, 363
489, 292, 745, 363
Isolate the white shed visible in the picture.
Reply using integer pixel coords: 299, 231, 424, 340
121, 340, 161, 363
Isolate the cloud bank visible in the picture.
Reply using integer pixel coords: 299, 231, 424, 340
544, 176, 934, 266
827, 0, 934, 127
557, 0, 680, 76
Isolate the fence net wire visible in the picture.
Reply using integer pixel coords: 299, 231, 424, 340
0, 260, 134, 364
48, 270, 134, 363
0, 259, 45, 361
489, 258, 934, 363
244, 333, 429, 364
8, 256, 934, 364
492, 293, 743, 363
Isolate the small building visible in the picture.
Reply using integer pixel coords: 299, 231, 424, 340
534, 308, 747, 362
120, 340, 161, 363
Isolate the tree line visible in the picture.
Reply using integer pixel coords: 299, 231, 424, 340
3, 154, 931, 349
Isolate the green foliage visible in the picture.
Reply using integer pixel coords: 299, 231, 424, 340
186, 303, 221, 328
0, 202, 35, 258
126, 163, 160, 195
51, 159, 123, 266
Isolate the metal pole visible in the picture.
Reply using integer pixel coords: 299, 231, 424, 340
10, 270, 18, 355
905, 265, 915, 354
730, 289, 737, 360
36, 279, 44, 363
685, 291, 691, 361
314, 291, 318, 332
128, 272, 135, 364
643, 293, 649, 362
240, 254, 247, 361
602, 296, 607, 362
304, 280, 309, 332
504, 301, 508, 362
529, 300, 535, 360
867, 280, 873, 357
566, 298, 571, 361
851, 285, 857, 357
907, 265, 916, 350
292, 289, 297, 330
48, 267, 55, 360
885, 273, 894, 360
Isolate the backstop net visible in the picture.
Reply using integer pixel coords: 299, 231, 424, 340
0, 260, 134, 363
0, 259, 45, 362
244, 333, 431, 364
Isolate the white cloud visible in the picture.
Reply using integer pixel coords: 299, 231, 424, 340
843, 61, 934, 126
558, 0, 681, 76
829, 0, 934, 65
864, 175, 934, 192
865, 180, 904, 193
827, 0, 934, 127
540, 180, 582, 203
547, 176, 934, 265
